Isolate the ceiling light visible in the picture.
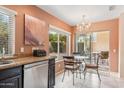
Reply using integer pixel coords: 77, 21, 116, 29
76, 15, 91, 34
109, 5, 116, 11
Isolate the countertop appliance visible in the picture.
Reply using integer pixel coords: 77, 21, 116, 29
33, 49, 46, 57
24, 61, 48, 88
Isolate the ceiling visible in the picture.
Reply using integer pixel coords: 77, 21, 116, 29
37, 5, 124, 26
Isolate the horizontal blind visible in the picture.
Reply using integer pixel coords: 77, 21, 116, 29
0, 11, 15, 56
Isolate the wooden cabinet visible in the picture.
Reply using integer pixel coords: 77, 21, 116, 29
0, 66, 23, 88
48, 58, 55, 88
55, 61, 64, 75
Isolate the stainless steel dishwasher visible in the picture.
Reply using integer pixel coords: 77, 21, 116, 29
24, 61, 48, 88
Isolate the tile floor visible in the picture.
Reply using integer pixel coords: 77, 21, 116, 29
55, 71, 124, 88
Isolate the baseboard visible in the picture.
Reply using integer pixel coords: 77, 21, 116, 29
110, 72, 119, 78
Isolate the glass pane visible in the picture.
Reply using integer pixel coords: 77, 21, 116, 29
59, 34, 67, 53
0, 13, 9, 55
84, 34, 91, 56
76, 34, 91, 63
77, 35, 85, 52
59, 34, 67, 59
49, 31, 58, 57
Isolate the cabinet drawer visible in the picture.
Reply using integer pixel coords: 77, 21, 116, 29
0, 75, 22, 88
0, 66, 22, 80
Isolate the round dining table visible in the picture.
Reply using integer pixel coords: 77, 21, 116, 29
74, 55, 89, 74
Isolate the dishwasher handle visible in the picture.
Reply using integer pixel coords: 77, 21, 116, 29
24, 61, 48, 69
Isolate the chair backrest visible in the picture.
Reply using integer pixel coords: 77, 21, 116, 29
101, 51, 109, 59
63, 56, 75, 66
96, 54, 101, 66
73, 52, 81, 56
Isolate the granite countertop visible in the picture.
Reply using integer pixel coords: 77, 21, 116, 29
0, 56, 56, 71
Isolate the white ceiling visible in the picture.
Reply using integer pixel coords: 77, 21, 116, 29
37, 5, 124, 26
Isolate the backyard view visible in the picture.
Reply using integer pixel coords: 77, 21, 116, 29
49, 31, 67, 60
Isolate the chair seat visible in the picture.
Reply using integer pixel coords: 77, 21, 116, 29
86, 64, 98, 68
65, 65, 79, 70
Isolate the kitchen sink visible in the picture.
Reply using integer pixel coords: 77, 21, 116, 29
0, 60, 13, 65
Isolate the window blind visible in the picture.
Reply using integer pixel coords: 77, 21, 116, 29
0, 7, 16, 56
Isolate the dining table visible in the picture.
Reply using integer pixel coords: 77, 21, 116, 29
74, 55, 89, 62
73, 55, 89, 76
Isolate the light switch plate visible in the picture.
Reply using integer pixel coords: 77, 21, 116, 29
20, 47, 24, 53
113, 49, 116, 53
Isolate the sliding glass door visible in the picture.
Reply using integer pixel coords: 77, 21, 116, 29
75, 33, 92, 62
75, 31, 110, 66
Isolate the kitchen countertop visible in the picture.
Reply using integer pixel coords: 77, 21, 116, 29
0, 56, 56, 71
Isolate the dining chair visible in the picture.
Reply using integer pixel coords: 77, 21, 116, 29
73, 52, 82, 63
83, 54, 101, 81
62, 56, 80, 85
100, 51, 109, 66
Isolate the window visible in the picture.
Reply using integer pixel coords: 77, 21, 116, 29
0, 7, 16, 56
91, 32, 97, 42
49, 26, 70, 60
49, 31, 58, 54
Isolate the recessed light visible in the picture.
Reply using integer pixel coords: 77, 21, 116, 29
109, 5, 116, 11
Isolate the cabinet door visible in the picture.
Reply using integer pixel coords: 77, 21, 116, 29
49, 58, 55, 65
0, 75, 22, 88
48, 65, 55, 88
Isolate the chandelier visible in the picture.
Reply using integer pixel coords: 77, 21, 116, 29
76, 15, 91, 34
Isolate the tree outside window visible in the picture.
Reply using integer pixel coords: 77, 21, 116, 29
0, 14, 9, 55
49, 30, 69, 60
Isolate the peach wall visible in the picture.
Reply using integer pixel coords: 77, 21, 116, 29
73, 19, 119, 72
119, 13, 124, 78
4, 5, 72, 55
